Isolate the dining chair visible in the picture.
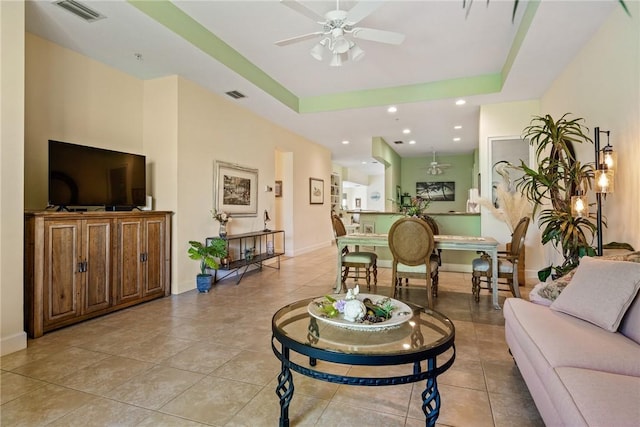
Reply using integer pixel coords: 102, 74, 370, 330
419, 215, 442, 296
471, 216, 530, 302
388, 217, 437, 309
331, 214, 377, 291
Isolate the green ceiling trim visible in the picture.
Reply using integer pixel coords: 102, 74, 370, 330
129, 0, 538, 115
127, 0, 298, 110
501, 0, 540, 81
298, 74, 502, 113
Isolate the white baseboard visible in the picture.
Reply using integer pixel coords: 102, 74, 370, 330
288, 240, 332, 257
1, 331, 27, 356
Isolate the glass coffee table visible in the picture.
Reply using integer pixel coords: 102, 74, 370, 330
271, 296, 456, 427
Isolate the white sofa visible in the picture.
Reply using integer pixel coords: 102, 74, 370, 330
504, 256, 640, 426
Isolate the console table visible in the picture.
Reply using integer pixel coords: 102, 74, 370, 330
206, 230, 284, 285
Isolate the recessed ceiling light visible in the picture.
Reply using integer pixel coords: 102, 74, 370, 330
402, 129, 411, 134
454, 125, 462, 130
453, 137, 461, 142
455, 99, 466, 106
341, 140, 349, 145
361, 161, 367, 164
387, 106, 397, 113
409, 140, 416, 145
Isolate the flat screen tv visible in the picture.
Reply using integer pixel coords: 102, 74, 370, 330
48, 140, 146, 209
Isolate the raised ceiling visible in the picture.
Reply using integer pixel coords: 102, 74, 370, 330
25, 0, 616, 175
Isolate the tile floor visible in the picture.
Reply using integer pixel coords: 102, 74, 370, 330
1, 246, 544, 426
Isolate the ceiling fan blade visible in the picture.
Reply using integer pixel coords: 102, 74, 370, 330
345, 1, 384, 25
280, 0, 324, 22
275, 31, 324, 46
351, 27, 405, 45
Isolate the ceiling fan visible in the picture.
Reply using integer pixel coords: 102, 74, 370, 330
427, 151, 452, 175
275, 0, 405, 66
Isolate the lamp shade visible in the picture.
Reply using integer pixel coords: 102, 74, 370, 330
571, 194, 588, 217
329, 53, 342, 67
600, 145, 617, 170
595, 169, 614, 193
333, 36, 350, 54
348, 43, 365, 61
310, 39, 326, 61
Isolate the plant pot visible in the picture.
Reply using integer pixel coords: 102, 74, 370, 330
196, 274, 213, 293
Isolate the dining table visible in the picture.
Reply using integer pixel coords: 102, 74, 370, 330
335, 233, 502, 309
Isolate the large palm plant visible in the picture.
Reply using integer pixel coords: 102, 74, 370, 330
516, 114, 598, 280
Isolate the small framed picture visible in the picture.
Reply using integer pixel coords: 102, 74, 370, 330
355, 198, 361, 208
362, 222, 375, 234
275, 180, 282, 197
309, 177, 324, 204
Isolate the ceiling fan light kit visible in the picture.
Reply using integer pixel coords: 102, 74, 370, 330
277, 0, 405, 67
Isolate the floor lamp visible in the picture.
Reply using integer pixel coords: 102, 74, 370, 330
594, 127, 615, 256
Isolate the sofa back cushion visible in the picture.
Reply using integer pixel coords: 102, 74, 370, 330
619, 292, 640, 344
550, 257, 640, 332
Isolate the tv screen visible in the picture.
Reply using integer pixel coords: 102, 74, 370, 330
48, 140, 146, 208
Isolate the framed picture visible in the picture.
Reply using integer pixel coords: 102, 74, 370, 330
275, 180, 282, 197
417, 181, 455, 201
355, 198, 361, 208
309, 177, 324, 204
215, 161, 258, 216
362, 222, 375, 234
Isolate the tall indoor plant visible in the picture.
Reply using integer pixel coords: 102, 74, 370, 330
188, 238, 227, 292
515, 114, 597, 281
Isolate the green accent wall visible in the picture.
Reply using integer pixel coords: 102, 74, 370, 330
401, 153, 475, 213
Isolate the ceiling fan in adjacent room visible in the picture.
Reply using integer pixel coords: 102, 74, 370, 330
426, 151, 452, 175
275, 0, 405, 66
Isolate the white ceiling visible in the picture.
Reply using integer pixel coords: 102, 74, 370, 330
25, 0, 615, 176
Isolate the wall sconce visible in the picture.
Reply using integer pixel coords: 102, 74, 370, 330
594, 127, 615, 255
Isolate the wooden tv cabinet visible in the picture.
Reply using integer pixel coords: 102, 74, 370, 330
24, 210, 172, 338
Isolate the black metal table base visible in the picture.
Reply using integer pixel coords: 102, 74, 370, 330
272, 338, 454, 427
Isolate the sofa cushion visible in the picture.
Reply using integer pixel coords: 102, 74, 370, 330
504, 299, 640, 377
533, 251, 640, 305
555, 367, 640, 427
550, 257, 640, 331
620, 292, 640, 344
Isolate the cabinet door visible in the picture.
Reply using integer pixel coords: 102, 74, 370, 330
143, 217, 165, 297
117, 219, 143, 303
82, 219, 112, 314
43, 220, 81, 326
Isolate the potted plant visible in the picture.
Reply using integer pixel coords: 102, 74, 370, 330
188, 238, 227, 293
515, 113, 597, 281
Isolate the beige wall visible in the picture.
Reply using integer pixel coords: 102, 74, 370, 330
1, 0, 27, 356
540, 2, 640, 252
24, 34, 144, 209
23, 35, 334, 296
479, 100, 540, 282
478, 3, 640, 281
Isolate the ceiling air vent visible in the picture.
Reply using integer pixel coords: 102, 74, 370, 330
394, 140, 403, 144
225, 90, 246, 99
54, 0, 106, 23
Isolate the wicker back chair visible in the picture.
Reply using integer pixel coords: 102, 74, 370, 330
388, 217, 437, 308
